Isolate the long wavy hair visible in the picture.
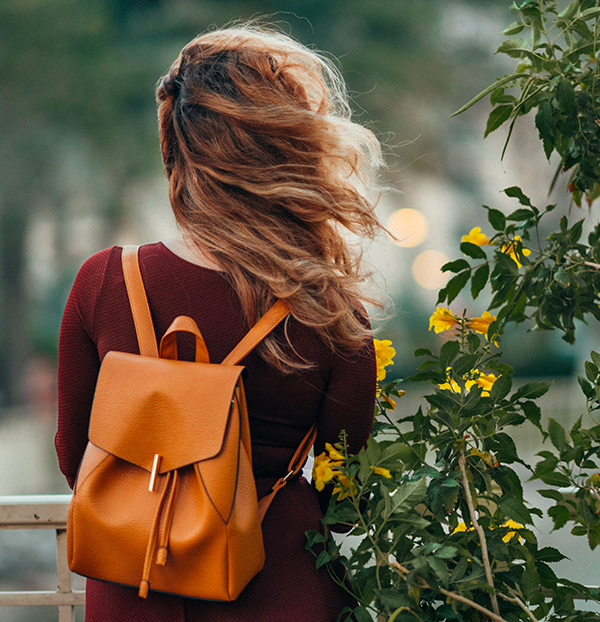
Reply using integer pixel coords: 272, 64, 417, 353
156, 23, 385, 372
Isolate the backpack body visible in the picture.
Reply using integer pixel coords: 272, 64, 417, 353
66, 246, 307, 601
67, 351, 264, 600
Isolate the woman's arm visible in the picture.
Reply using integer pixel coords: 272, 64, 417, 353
313, 335, 376, 512
55, 250, 111, 488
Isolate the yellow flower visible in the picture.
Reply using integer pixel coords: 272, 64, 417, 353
312, 453, 336, 491
429, 307, 459, 334
332, 473, 358, 500
453, 520, 524, 544
475, 372, 498, 394
462, 227, 491, 246
501, 236, 531, 268
371, 466, 392, 478
381, 394, 396, 409
374, 339, 396, 381
439, 368, 498, 397
325, 442, 345, 463
501, 520, 525, 544
452, 521, 472, 534
438, 378, 461, 393
467, 311, 496, 336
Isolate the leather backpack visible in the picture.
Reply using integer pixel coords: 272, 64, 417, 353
67, 245, 316, 601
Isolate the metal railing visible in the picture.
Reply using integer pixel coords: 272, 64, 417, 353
0, 495, 84, 622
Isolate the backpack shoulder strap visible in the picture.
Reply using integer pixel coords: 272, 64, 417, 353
121, 245, 159, 358
221, 300, 289, 366
221, 299, 318, 517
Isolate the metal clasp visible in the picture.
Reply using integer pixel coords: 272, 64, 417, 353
149, 454, 161, 492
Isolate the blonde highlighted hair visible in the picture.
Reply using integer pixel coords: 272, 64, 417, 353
156, 23, 385, 372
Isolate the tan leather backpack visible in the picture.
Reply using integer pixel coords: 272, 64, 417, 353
67, 245, 316, 601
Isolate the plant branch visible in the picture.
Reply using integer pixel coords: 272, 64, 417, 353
498, 591, 537, 622
391, 562, 509, 622
458, 451, 501, 618
439, 588, 508, 622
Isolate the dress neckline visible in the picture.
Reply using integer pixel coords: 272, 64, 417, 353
157, 241, 224, 273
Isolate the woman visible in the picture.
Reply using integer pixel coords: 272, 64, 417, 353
56, 23, 384, 622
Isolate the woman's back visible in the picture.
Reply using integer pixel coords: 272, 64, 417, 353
56, 242, 375, 621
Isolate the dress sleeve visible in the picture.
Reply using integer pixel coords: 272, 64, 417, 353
314, 338, 376, 456
55, 249, 112, 488
312, 331, 376, 515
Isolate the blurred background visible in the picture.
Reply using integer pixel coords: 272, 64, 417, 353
0, 0, 596, 619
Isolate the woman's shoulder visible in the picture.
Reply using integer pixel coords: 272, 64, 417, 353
75, 246, 119, 279
76, 242, 165, 281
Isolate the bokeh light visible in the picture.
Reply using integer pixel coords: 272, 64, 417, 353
387, 208, 429, 248
412, 250, 450, 290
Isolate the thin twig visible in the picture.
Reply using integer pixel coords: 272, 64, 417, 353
439, 588, 509, 622
584, 260, 600, 270
390, 563, 509, 622
498, 592, 537, 622
459, 451, 501, 618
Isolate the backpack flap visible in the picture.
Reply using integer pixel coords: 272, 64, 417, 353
88, 350, 245, 474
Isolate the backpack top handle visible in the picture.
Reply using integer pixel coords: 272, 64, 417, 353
121, 245, 290, 364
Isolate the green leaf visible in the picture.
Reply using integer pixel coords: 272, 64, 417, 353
556, 79, 576, 115
503, 21, 525, 36
315, 549, 332, 570
450, 73, 529, 117
536, 546, 567, 563
460, 241, 487, 259
439, 339, 460, 370
579, 7, 600, 21
554, 267, 570, 287
352, 608, 373, 622
471, 263, 489, 299
535, 99, 555, 159
558, 0, 579, 20
588, 523, 600, 550
537, 489, 564, 502
500, 496, 532, 524
414, 348, 433, 357
578, 375, 595, 399
452, 354, 480, 376
572, 525, 588, 536
375, 589, 411, 611
585, 360, 598, 382
496, 37, 529, 58
504, 185, 533, 206
442, 258, 470, 273
539, 471, 572, 487
487, 207, 506, 231
513, 381, 552, 400
522, 400, 542, 429
521, 559, 540, 600
591, 351, 600, 368
548, 504, 571, 531
388, 478, 427, 516
446, 271, 470, 304
305, 529, 329, 548
507, 208, 534, 221
485, 104, 514, 137
490, 373, 512, 401
548, 418, 567, 452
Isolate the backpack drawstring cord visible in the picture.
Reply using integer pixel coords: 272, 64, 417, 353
139, 470, 178, 598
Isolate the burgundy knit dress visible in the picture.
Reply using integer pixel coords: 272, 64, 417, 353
56, 242, 376, 622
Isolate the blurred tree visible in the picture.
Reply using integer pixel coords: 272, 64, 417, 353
0, 0, 163, 404
0, 0, 517, 407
